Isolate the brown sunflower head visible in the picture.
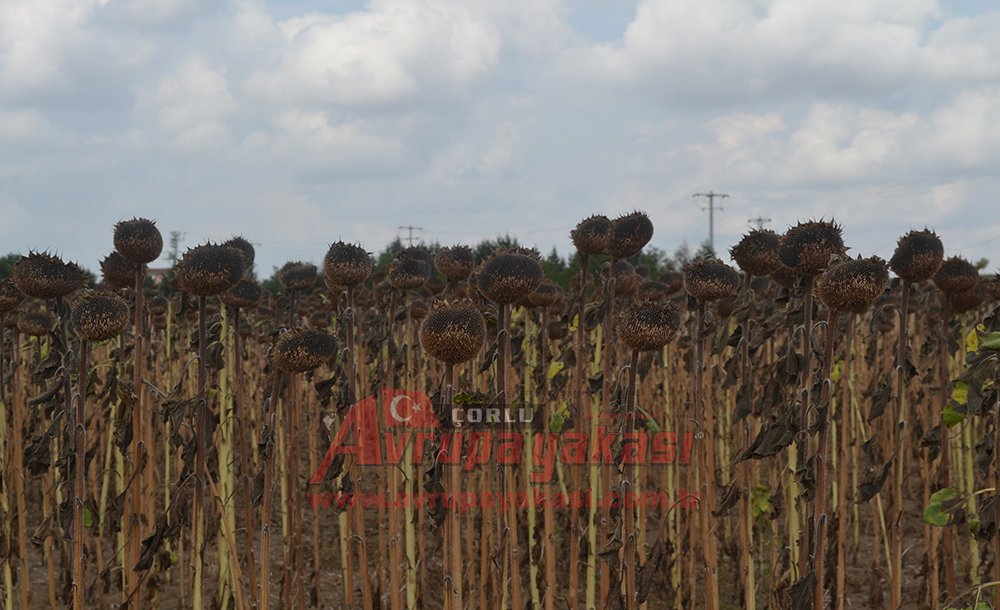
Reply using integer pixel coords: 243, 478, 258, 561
778, 220, 846, 276
148, 295, 168, 316
889, 229, 943, 282
616, 301, 681, 352
420, 301, 487, 365
571, 215, 612, 257
608, 211, 654, 260
407, 300, 429, 320
278, 261, 318, 292
388, 253, 432, 291
17, 310, 54, 337
933, 256, 979, 295
730, 229, 781, 277
683, 257, 741, 301
768, 262, 797, 289
0, 279, 25, 315
272, 328, 338, 373
814, 256, 889, 314
950, 281, 991, 314
12, 252, 87, 300
223, 236, 256, 269
71, 290, 130, 342
657, 271, 684, 295
477, 248, 544, 304
114, 218, 163, 265
100, 251, 139, 290
175, 244, 245, 297
637, 280, 672, 302
434, 245, 476, 281
324, 241, 372, 288
528, 279, 563, 308
220, 278, 262, 309
612, 260, 638, 297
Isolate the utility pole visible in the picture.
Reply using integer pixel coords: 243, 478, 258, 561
397, 225, 423, 247
168, 231, 185, 267
749, 215, 772, 230
692, 191, 729, 253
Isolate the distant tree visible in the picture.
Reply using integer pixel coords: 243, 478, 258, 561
0, 253, 19, 279
473, 234, 522, 263
374, 237, 406, 272
673, 242, 692, 268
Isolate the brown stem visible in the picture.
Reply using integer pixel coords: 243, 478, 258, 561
231, 307, 259, 607
129, 267, 146, 609
445, 363, 463, 609
344, 287, 375, 610
260, 369, 282, 610
600, 261, 616, 607
695, 300, 720, 610
73, 339, 88, 610
938, 296, 956, 597
835, 316, 855, 610
569, 253, 588, 610
192, 295, 208, 610
813, 308, 839, 610
891, 280, 910, 608
623, 349, 640, 609
798, 277, 815, 579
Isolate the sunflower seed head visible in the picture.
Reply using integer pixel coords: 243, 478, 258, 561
278, 261, 318, 292
114, 218, 163, 265
101, 251, 139, 290
71, 290, 130, 341
730, 229, 781, 277
778, 219, 846, 276
420, 301, 487, 365
324, 241, 372, 288
272, 327, 338, 373
933, 256, 979, 295
477, 248, 544, 304
683, 257, 741, 301
12, 251, 86, 300
814, 256, 889, 314
608, 211, 654, 260
0, 279, 25, 314
617, 301, 681, 352
175, 244, 245, 297
571, 215, 612, 257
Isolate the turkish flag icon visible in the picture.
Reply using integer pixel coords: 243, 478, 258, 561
381, 388, 438, 429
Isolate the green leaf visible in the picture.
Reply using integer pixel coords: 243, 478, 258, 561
547, 360, 564, 380
966, 325, 984, 354
942, 405, 965, 428
83, 504, 94, 529
831, 358, 843, 383
981, 331, 1000, 351
952, 381, 969, 406
549, 402, 569, 433
750, 484, 773, 519
924, 487, 959, 527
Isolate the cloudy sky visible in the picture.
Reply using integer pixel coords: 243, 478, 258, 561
1, 0, 999, 275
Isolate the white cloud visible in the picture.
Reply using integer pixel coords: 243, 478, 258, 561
245, 0, 503, 108
569, 0, 999, 105
134, 57, 235, 149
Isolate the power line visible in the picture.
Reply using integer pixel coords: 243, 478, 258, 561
167, 231, 185, 267
397, 225, 424, 247
692, 191, 729, 253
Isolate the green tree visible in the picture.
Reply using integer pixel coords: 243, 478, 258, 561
0, 253, 19, 279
